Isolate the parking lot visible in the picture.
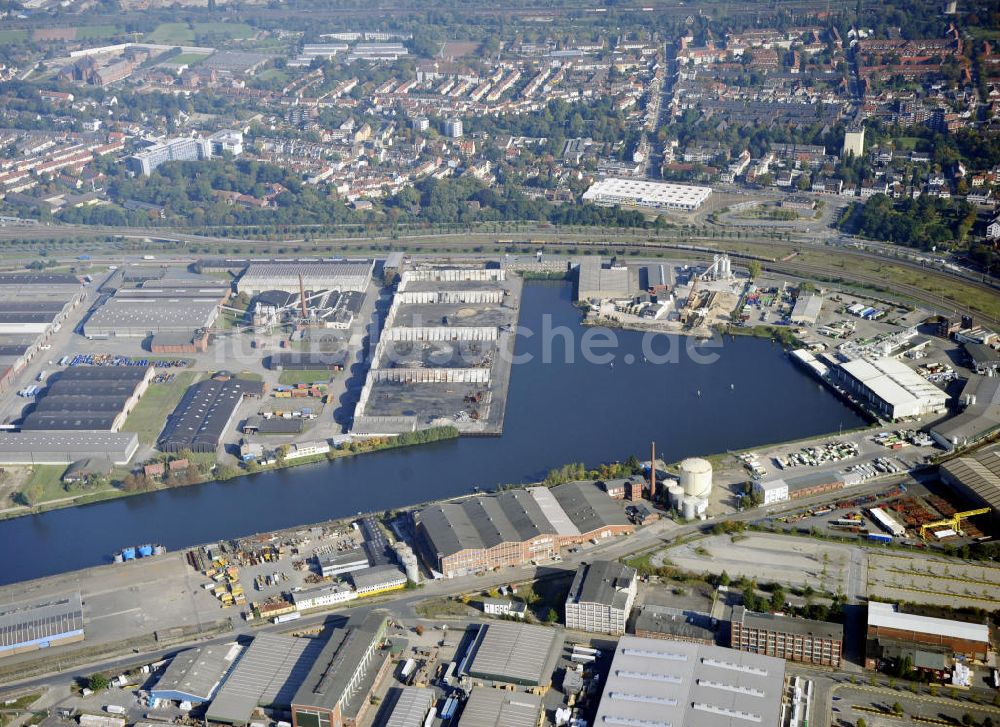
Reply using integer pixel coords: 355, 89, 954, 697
866, 551, 1000, 611
831, 685, 1000, 727
659, 532, 865, 599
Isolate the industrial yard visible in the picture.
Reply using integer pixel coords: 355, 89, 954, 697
352, 265, 521, 436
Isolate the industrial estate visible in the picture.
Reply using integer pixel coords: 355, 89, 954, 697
2, 245, 1000, 727
2, 0, 1000, 726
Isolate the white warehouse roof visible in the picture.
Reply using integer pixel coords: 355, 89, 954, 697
582, 178, 712, 211
839, 357, 947, 410
868, 602, 989, 644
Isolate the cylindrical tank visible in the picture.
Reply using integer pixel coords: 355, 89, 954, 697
682, 495, 699, 520
402, 552, 420, 583
667, 484, 684, 509
679, 457, 713, 498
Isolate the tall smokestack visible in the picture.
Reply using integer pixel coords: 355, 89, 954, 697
299, 273, 307, 319
650, 440, 656, 500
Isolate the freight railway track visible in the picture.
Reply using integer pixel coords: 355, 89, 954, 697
1, 222, 996, 325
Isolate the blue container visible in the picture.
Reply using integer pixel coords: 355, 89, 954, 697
138, 544, 153, 557
122, 547, 136, 560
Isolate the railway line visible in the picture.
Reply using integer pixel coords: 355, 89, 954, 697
0, 222, 995, 325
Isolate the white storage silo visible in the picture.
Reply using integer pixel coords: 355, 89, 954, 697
681, 495, 699, 520
678, 457, 713, 498
401, 551, 420, 583
667, 483, 685, 510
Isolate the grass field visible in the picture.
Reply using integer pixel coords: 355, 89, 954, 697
0, 30, 28, 45
278, 369, 331, 385
146, 21, 254, 44
77, 25, 120, 40
22, 465, 70, 504
122, 371, 200, 445
255, 68, 290, 84
164, 53, 211, 65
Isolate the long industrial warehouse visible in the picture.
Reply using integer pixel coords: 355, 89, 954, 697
415, 481, 633, 577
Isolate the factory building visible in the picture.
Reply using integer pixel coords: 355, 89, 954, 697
21, 366, 154, 432
592, 636, 786, 727
457, 687, 542, 727
291, 583, 357, 612
632, 604, 715, 644
415, 481, 634, 578
0, 431, 138, 465
318, 548, 370, 578
564, 560, 637, 635
383, 688, 434, 727
158, 377, 264, 453
582, 177, 712, 211
0, 274, 85, 392
290, 612, 391, 727
931, 375, 1000, 450
462, 621, 564, 687
83, 281, 225, 338
127, 136, 213, 176
0, 592, 84, 658
938, 443, 1000, 525
866, 601, 990, 671
834, 357, 948, 419
789, 294, 823, 325
752, 478, 790, 505
150, 643, 243, 703
574, 256, 631, 301
206, 633, 327, 726
349, 565, 407, 596
236, 261, 373, 296
731, 606, 843, 667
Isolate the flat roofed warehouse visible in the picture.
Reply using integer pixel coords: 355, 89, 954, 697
0, 431, 138, 465
834, 356, 948, 419
206, 633, 326, 726
236, 261, 374, 295
383, 687, 434, 727
150, 643, 243, 703
0, 591, 84, 658
593, 635, 786, 727
457, 687, 542, 727
463, 621, 564, 687
158, 377, 264, 453
582, 177, 712, 211
83, 296, 222, 338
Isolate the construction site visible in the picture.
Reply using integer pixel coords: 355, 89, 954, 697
351, 265, 520, 437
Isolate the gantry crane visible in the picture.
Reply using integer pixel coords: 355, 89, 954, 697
919, 508, 991, 540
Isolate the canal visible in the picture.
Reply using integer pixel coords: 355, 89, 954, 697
0, 282, 867, 585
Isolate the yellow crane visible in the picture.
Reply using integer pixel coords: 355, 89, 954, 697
919, 508, 991, 539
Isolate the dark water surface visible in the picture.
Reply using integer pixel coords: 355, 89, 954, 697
0, 282, 865, 585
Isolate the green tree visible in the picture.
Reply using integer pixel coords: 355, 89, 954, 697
747, 260, 762, 280
545, 608, 559, 623
88, 673, 110, 691
856, 719, 867, 727
892, 702, 903, 715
